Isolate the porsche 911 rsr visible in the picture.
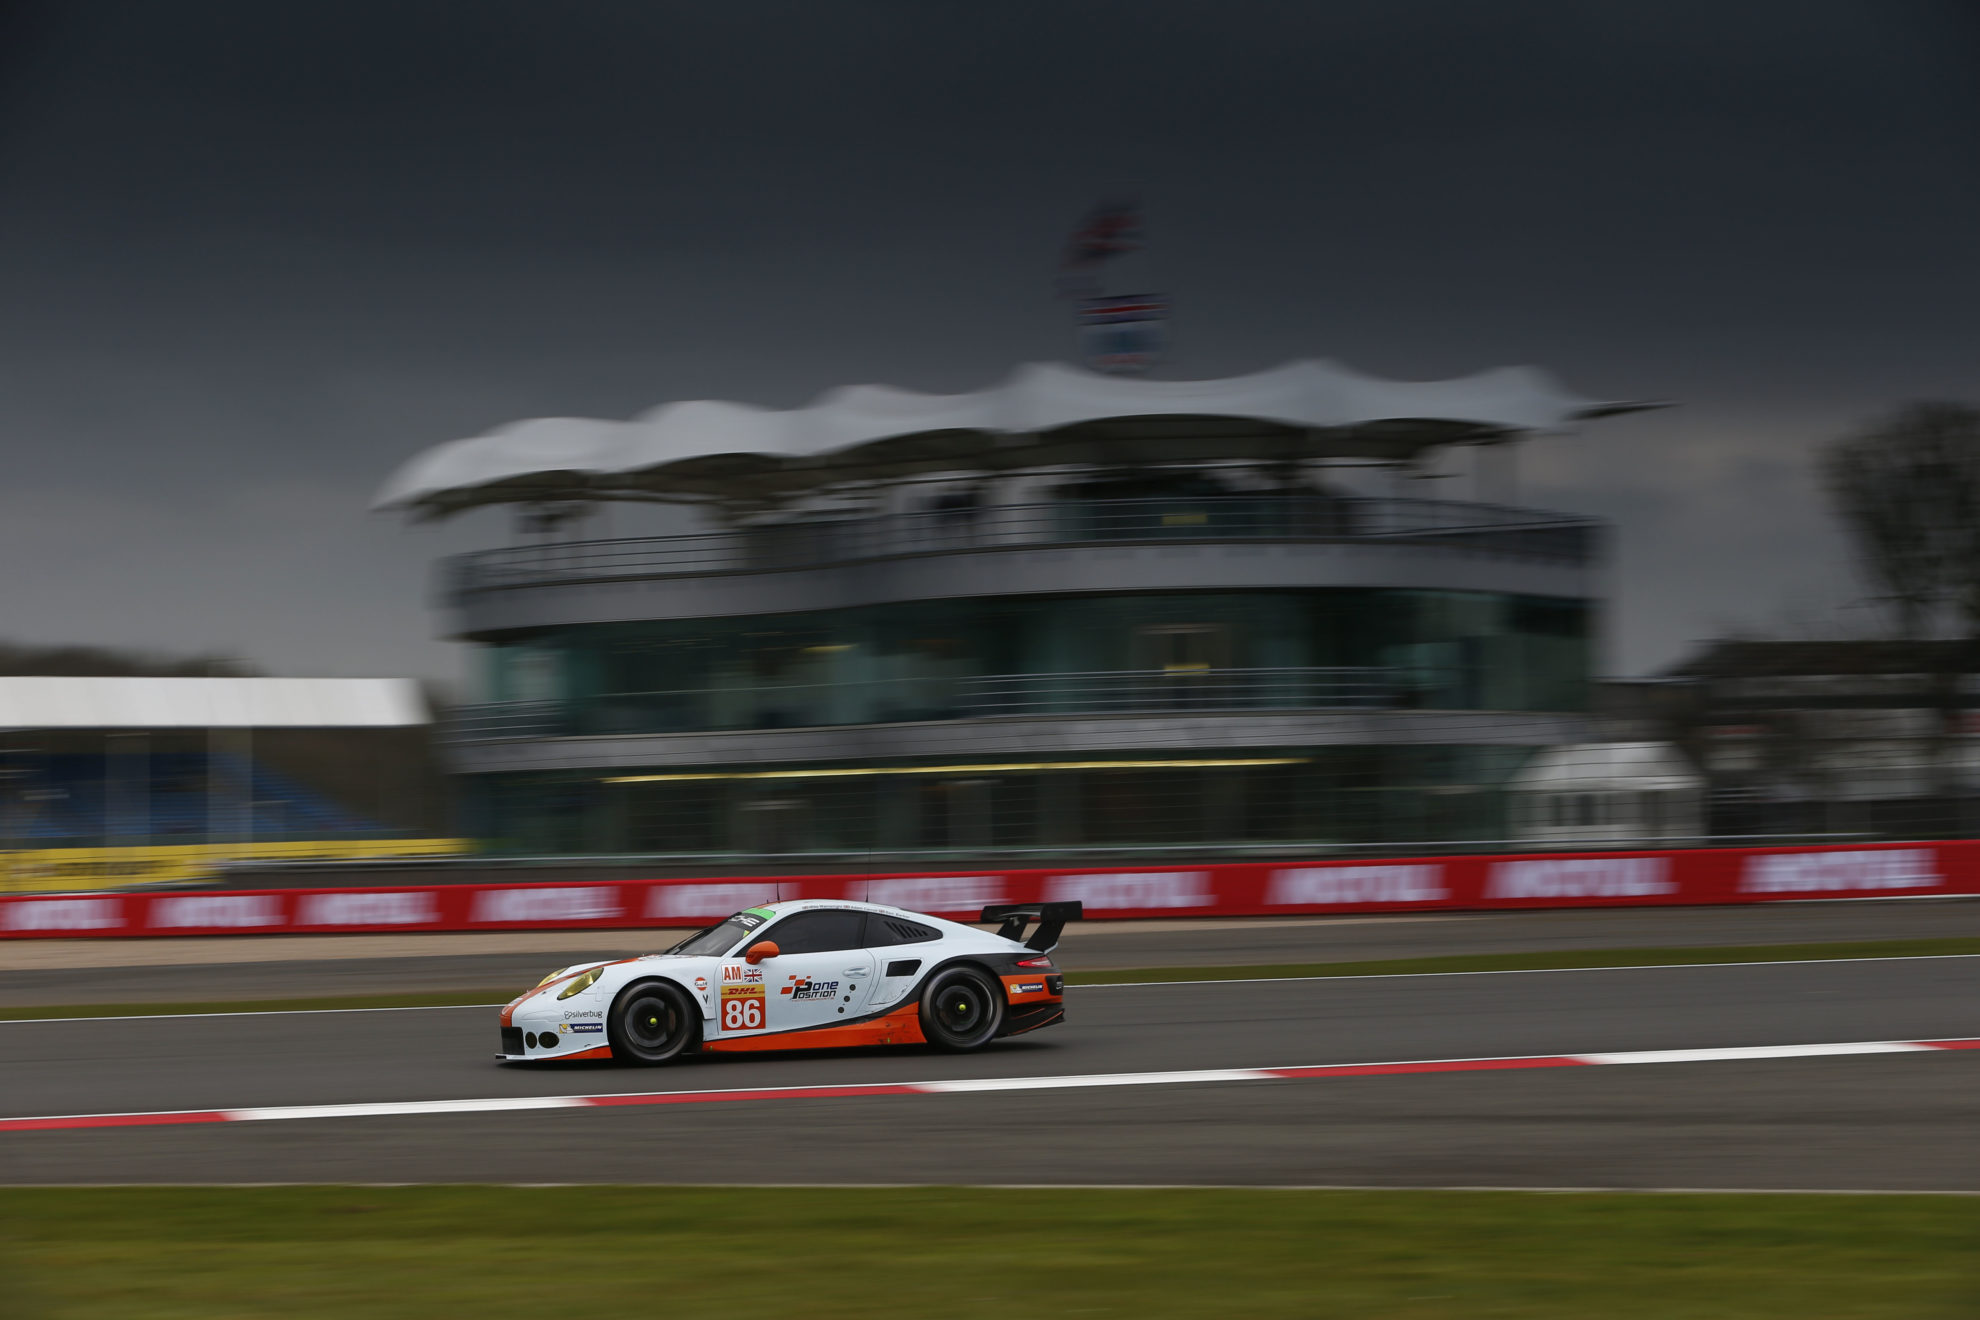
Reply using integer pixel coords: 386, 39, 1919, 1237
497, 899, 1080, 1064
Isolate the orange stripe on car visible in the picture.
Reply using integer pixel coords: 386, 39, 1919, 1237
702, 1004, 927, 1053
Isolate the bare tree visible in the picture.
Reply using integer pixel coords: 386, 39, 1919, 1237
1823, 403, 1980, 827
0, 642, 256, 679
1822, 402, 1980, 639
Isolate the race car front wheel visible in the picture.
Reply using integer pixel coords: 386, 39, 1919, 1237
608, 981, 698, 1065
919, 965, 1004, 1052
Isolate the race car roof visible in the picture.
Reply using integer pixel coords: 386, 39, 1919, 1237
734, 897, 991, 934
744, 897, 924, 918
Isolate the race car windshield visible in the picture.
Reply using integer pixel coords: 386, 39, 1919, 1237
665, 911, 767, 957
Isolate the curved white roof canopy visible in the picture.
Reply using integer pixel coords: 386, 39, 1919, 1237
374, 359, 1654, 519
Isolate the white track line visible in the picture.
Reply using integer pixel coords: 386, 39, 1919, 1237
3, 1036, 1973, 1133
5, 951, 1975, 1024
235, 1097, 587, 1122
9, 1182, 1979, 1195
1577, 1042, 1930, 1066
919, 1068, 1274, 1092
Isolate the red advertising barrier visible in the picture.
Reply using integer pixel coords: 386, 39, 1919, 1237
1, 839, 1975, 938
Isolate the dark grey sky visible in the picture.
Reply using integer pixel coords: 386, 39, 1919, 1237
2, 1, 1976, 684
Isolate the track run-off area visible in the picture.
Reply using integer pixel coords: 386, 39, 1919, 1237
5, 952, 1977, 1190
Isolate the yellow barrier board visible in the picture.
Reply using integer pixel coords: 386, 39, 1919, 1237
0, 839, 472, 893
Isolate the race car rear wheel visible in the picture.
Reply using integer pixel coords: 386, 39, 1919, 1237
608, 981, 698, 1065
919, 965, 1003, 1052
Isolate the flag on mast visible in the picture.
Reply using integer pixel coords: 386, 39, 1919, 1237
1060, 197, 1144, 286
1059, 197, 1166, 374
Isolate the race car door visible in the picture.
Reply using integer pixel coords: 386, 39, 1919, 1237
754, 908, 878, 1035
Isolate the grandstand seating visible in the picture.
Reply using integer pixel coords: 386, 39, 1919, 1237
0, 752, 388, 843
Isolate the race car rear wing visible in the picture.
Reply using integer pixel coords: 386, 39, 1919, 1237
979, 901, 1084, 952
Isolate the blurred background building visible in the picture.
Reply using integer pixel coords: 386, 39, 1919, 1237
384, 360, 1654, 864
0, 673, 457, 891
1658, 640, 1980, 841
26, 360, 1980, 885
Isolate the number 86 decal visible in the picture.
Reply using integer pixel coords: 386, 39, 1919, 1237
721, 987, 764, 1030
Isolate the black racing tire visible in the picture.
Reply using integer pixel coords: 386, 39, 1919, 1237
607, 980, 699, 1065
918, 964, 1004, 1052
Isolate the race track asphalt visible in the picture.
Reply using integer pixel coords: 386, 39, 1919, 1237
4, 954, 1975, 1189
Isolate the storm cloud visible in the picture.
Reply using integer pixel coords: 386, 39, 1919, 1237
0, 0, 1975, 683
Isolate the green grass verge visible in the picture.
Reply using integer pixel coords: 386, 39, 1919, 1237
1061, 936, 1980, 985
1, 1187, 1973, 1319
6, 937, 1976, 1020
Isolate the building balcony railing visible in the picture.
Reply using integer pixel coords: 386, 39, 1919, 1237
445, 495, 1600, 598
445, 666, 1486, 743
953, 667, 1398, 717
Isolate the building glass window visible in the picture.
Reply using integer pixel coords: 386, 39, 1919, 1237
471, 589, 1592, 737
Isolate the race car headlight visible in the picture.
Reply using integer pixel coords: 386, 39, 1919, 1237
535, 965, 575, 988
556, 967, 605, 1000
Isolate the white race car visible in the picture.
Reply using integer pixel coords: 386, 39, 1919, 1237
497, 898, 1080, 1063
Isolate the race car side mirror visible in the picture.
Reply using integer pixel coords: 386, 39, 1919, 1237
744, 940, 780, 965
